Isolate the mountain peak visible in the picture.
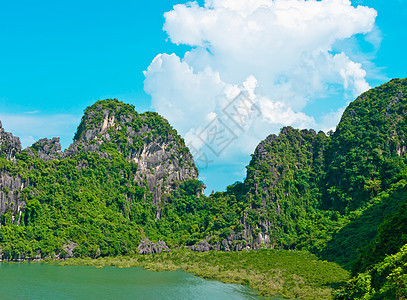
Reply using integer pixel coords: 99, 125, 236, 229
68, 98, 198, 206
73, 98, 135, 142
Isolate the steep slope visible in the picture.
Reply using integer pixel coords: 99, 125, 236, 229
335, 244, 407, 299
242, 127, 334, 249
18, 99, 198, 208
323, 78, 407, 212
68, 99, 198, 206
0, 99, 200, 259
234, 78, 407, 252
333, 192, 407, 298
321, 179, 407, 267
0, 121, 21, 160
0, 121, 27, 219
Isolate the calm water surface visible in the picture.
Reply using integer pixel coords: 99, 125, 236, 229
0, 263, 271, 299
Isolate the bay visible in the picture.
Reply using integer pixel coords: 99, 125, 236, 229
0, 263, 269, 299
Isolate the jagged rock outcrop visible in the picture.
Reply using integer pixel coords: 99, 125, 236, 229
0, 121, 26, 224
0, 121, 21, 160
0, 172, 28, 224
187, 240, 214, 252
247, 127, 325, 201
68, 99, 198, 206
138, 238, 170, 254
232, 127, 329, 249
25, 137, 62, 161
62, 241, 78, 259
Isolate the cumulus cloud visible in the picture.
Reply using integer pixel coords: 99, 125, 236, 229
144, 0, 377, 189
319, 107, 347, 133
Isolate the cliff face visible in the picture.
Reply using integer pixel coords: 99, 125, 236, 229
0, 121, 27, 222
237, 127, 329, 249
245, 127, 327, 202
68, 100, 198, 206
0, 121, 21, 160
25, 137, 62, 162
0, 172, 28, 224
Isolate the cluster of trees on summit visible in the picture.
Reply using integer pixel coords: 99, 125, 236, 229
1, 79, 407, 298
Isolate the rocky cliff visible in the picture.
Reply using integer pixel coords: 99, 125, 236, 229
221, 79, 407, 250
25, 137, 62, 161
67, 99, 198, 207
0, 121, 21, 160
0, 121, 27, 222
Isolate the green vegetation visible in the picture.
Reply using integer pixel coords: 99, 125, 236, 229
335, 244, 407, 299
322, 78, 407, 213
1, 79, 407, 298
321, 179, 407, 267
242, 127, 347, 252
57, 248, 349, 299
0, 151, 145, 259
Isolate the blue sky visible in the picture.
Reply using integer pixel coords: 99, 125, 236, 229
0, 0, 406, 193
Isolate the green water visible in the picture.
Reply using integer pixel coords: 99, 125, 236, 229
0, 263, 266, 299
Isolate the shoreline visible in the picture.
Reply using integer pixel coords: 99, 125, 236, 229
25, 248, 348, 299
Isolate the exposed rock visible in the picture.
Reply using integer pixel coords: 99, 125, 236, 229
25, 137, 62, 161
0, 121, 21, 160
187, 240, 213, 252
197, 184, 207, 197
133, 135, 197, 206
138, 238, 170, 254
0, 122, 29, 223
0, 172, 29, 222
62, 241, 78, 258
69, 100, 198, 206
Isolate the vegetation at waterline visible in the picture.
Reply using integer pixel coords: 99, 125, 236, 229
56, 248, 349, 300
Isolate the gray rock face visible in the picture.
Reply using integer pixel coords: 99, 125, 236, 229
70, 102, 198, 207
138, 238, 170, 254
0, 121, 21, 160
188, 232, 273, 253
62, 241, 78, 258
0, 122, 27, 226
187, 240, 213, 252
132, 135, 197, 207
25, 137, 62, 161
0, 172, 28, 224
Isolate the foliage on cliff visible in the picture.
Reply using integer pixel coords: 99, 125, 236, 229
322, 78, 407, 213
241, 127, 346, 251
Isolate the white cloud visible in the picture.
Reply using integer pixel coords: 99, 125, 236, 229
319, 107, 347, 133
144, 0, 377, 189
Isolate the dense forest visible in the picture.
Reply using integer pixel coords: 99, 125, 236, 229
1, 79, 407, 298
